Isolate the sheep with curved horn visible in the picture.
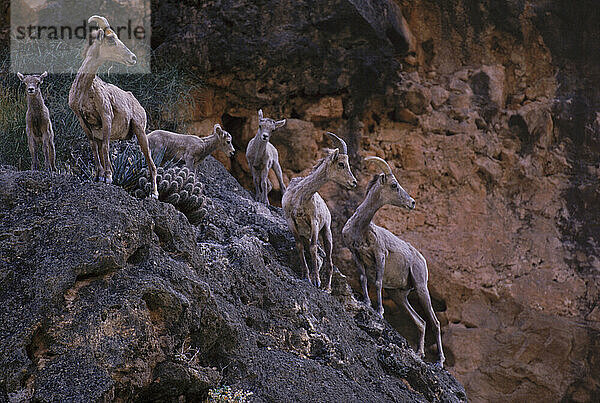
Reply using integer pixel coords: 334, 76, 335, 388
69, 15, 158, 197
342, 156, 445, 367
282, 131, 357, 291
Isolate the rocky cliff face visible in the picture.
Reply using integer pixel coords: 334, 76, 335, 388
0, 162, 465, 402
149, 1, 600, 401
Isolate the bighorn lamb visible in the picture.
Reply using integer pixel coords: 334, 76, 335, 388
147, 124, 235, 170
17, 71, 56, 171
68, 15, 157, 197
246, 109, 287, 204
342, 156, 445, 367
282, 132, 357, 291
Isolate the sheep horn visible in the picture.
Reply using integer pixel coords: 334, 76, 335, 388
325, 132, 348, 155
365, 156, 393, 176
88, 15, 110, 30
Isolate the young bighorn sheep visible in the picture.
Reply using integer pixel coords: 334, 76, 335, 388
68, 15, 157, 197
147, 124, 235, 170
342, 156, 445, 367
246, 109, 287, 204
17, 71, 56, 171
282, 132, 357, 291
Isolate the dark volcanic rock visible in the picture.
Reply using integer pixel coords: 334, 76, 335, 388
0, 161, 465, 402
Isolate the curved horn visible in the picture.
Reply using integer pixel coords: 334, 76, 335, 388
365, 156, 393, 176
88, 15, 110, 30
325, 132, 347, 154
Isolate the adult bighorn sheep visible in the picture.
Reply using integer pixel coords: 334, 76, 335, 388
68, 15, 157, 198
147, 124, 235, 170
342, 156, 445, 367
246, 109, 286, 204
17, 71, 56, 171
282, 132, 357, 291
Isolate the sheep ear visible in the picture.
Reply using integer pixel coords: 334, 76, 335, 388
331, 148, 339, 160
214, 124, 223, 136
17, 72, 24, 82
258, 109, 263, 120
379, 173, 387, 184
40, 71, 48, 81
275, 119, 286, 129
96, 28, 105, 41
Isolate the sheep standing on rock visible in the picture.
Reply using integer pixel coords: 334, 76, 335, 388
68, 15, 157, 198
17, 71, 56, 171
246, 109, 287, 205
282, 132, 357, 291
147, 124, 234, 171
342, 156, 445, 367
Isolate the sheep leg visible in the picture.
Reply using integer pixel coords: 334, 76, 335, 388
26, 128, 39, 171
296, 240, 311, 284
320, 225, 334, 292
89, 140, 103, 181
46, 122, 56, 171
42, 135, 50, 171
273, 159, 286, 193
351, 252, 371, 305
309, 222, 321, 288
259, 167, 270, 205
74, 115, 100, 179
415, 285, 445, 367
251, 167, 261, 201
133, 123, 158, 198
389, 289, 426, 358
100, 122, 112, 183
184, 154, 195, 171
374, 252, 386, 317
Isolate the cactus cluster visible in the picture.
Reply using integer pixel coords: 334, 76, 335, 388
133, 166, 208, 224
112, 145, 208, 224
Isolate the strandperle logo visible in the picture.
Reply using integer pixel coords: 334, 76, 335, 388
11, 0, 151, 74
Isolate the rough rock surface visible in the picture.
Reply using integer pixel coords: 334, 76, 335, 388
148, 1, 600, 402
0, 162, 465, 402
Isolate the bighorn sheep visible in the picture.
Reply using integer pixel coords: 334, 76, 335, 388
147, 124, 234, 170
342, 156, 445, 367
282, 132, 357, 291
246, 109, 287, 204
17, 71, 56, 171
68, 15, 157, 198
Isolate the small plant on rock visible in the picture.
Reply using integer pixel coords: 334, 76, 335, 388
207, 385, 254, 403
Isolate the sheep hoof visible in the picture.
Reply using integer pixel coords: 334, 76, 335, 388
151, 191, 159, 199
105, 177, 113, 184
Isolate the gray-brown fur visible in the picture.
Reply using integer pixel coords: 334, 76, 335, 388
68, 15, 157, 198
342, 156, 445, 367
282, 132, 357, 291
245, 109, 286, 205
147, 124, 234, 171
17, 71, 56, 171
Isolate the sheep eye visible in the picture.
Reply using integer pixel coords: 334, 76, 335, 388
338, 162, 344, 168
391, 183, 398, 189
